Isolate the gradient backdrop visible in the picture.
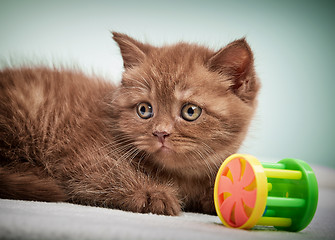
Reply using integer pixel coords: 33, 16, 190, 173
1, 0, 334, 168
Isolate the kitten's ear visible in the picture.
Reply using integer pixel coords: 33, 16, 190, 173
208, 39, 259, 102
112, 32, 150, 69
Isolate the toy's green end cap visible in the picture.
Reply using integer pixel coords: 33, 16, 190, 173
276, 158, 318, 232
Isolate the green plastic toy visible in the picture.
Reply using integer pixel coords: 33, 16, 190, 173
214, 154, 318, 231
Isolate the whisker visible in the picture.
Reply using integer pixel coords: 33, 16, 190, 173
193, 149, 214, 180
200, 142, 223, 172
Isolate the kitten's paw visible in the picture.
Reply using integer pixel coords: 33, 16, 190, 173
131, 185, 181, 216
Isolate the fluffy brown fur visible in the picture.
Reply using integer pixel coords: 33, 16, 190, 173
0, 32, 260, 215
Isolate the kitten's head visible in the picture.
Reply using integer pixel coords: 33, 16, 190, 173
111, 32, 260, 177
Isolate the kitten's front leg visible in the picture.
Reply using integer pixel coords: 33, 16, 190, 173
65, 154, 181, 216
198, 184, 216, 215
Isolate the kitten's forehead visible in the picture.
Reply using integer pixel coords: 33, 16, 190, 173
121, 43, 232, 114
174, 88, 193, 101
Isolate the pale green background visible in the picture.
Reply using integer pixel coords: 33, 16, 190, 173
1, 0, 334, 168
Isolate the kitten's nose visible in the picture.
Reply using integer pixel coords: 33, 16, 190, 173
153, 131, 170, 144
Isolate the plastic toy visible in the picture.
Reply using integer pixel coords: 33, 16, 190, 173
213, 154, 318, 231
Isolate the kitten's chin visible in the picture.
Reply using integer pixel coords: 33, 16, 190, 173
157, 146, 174, 154
153, 148, 198, 172
140, 142, 194, 171
150, 141, 176, 155
154, 146, 176, 160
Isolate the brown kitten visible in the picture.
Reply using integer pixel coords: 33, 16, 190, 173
0, 32, 259, 215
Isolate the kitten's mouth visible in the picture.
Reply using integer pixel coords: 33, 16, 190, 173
159, 145, 172, 152
158, 143, 171, 150
156, 142, 174, 154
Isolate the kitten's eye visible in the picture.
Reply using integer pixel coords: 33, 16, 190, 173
181, 103, 202, 121
136, 102, 153, 119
